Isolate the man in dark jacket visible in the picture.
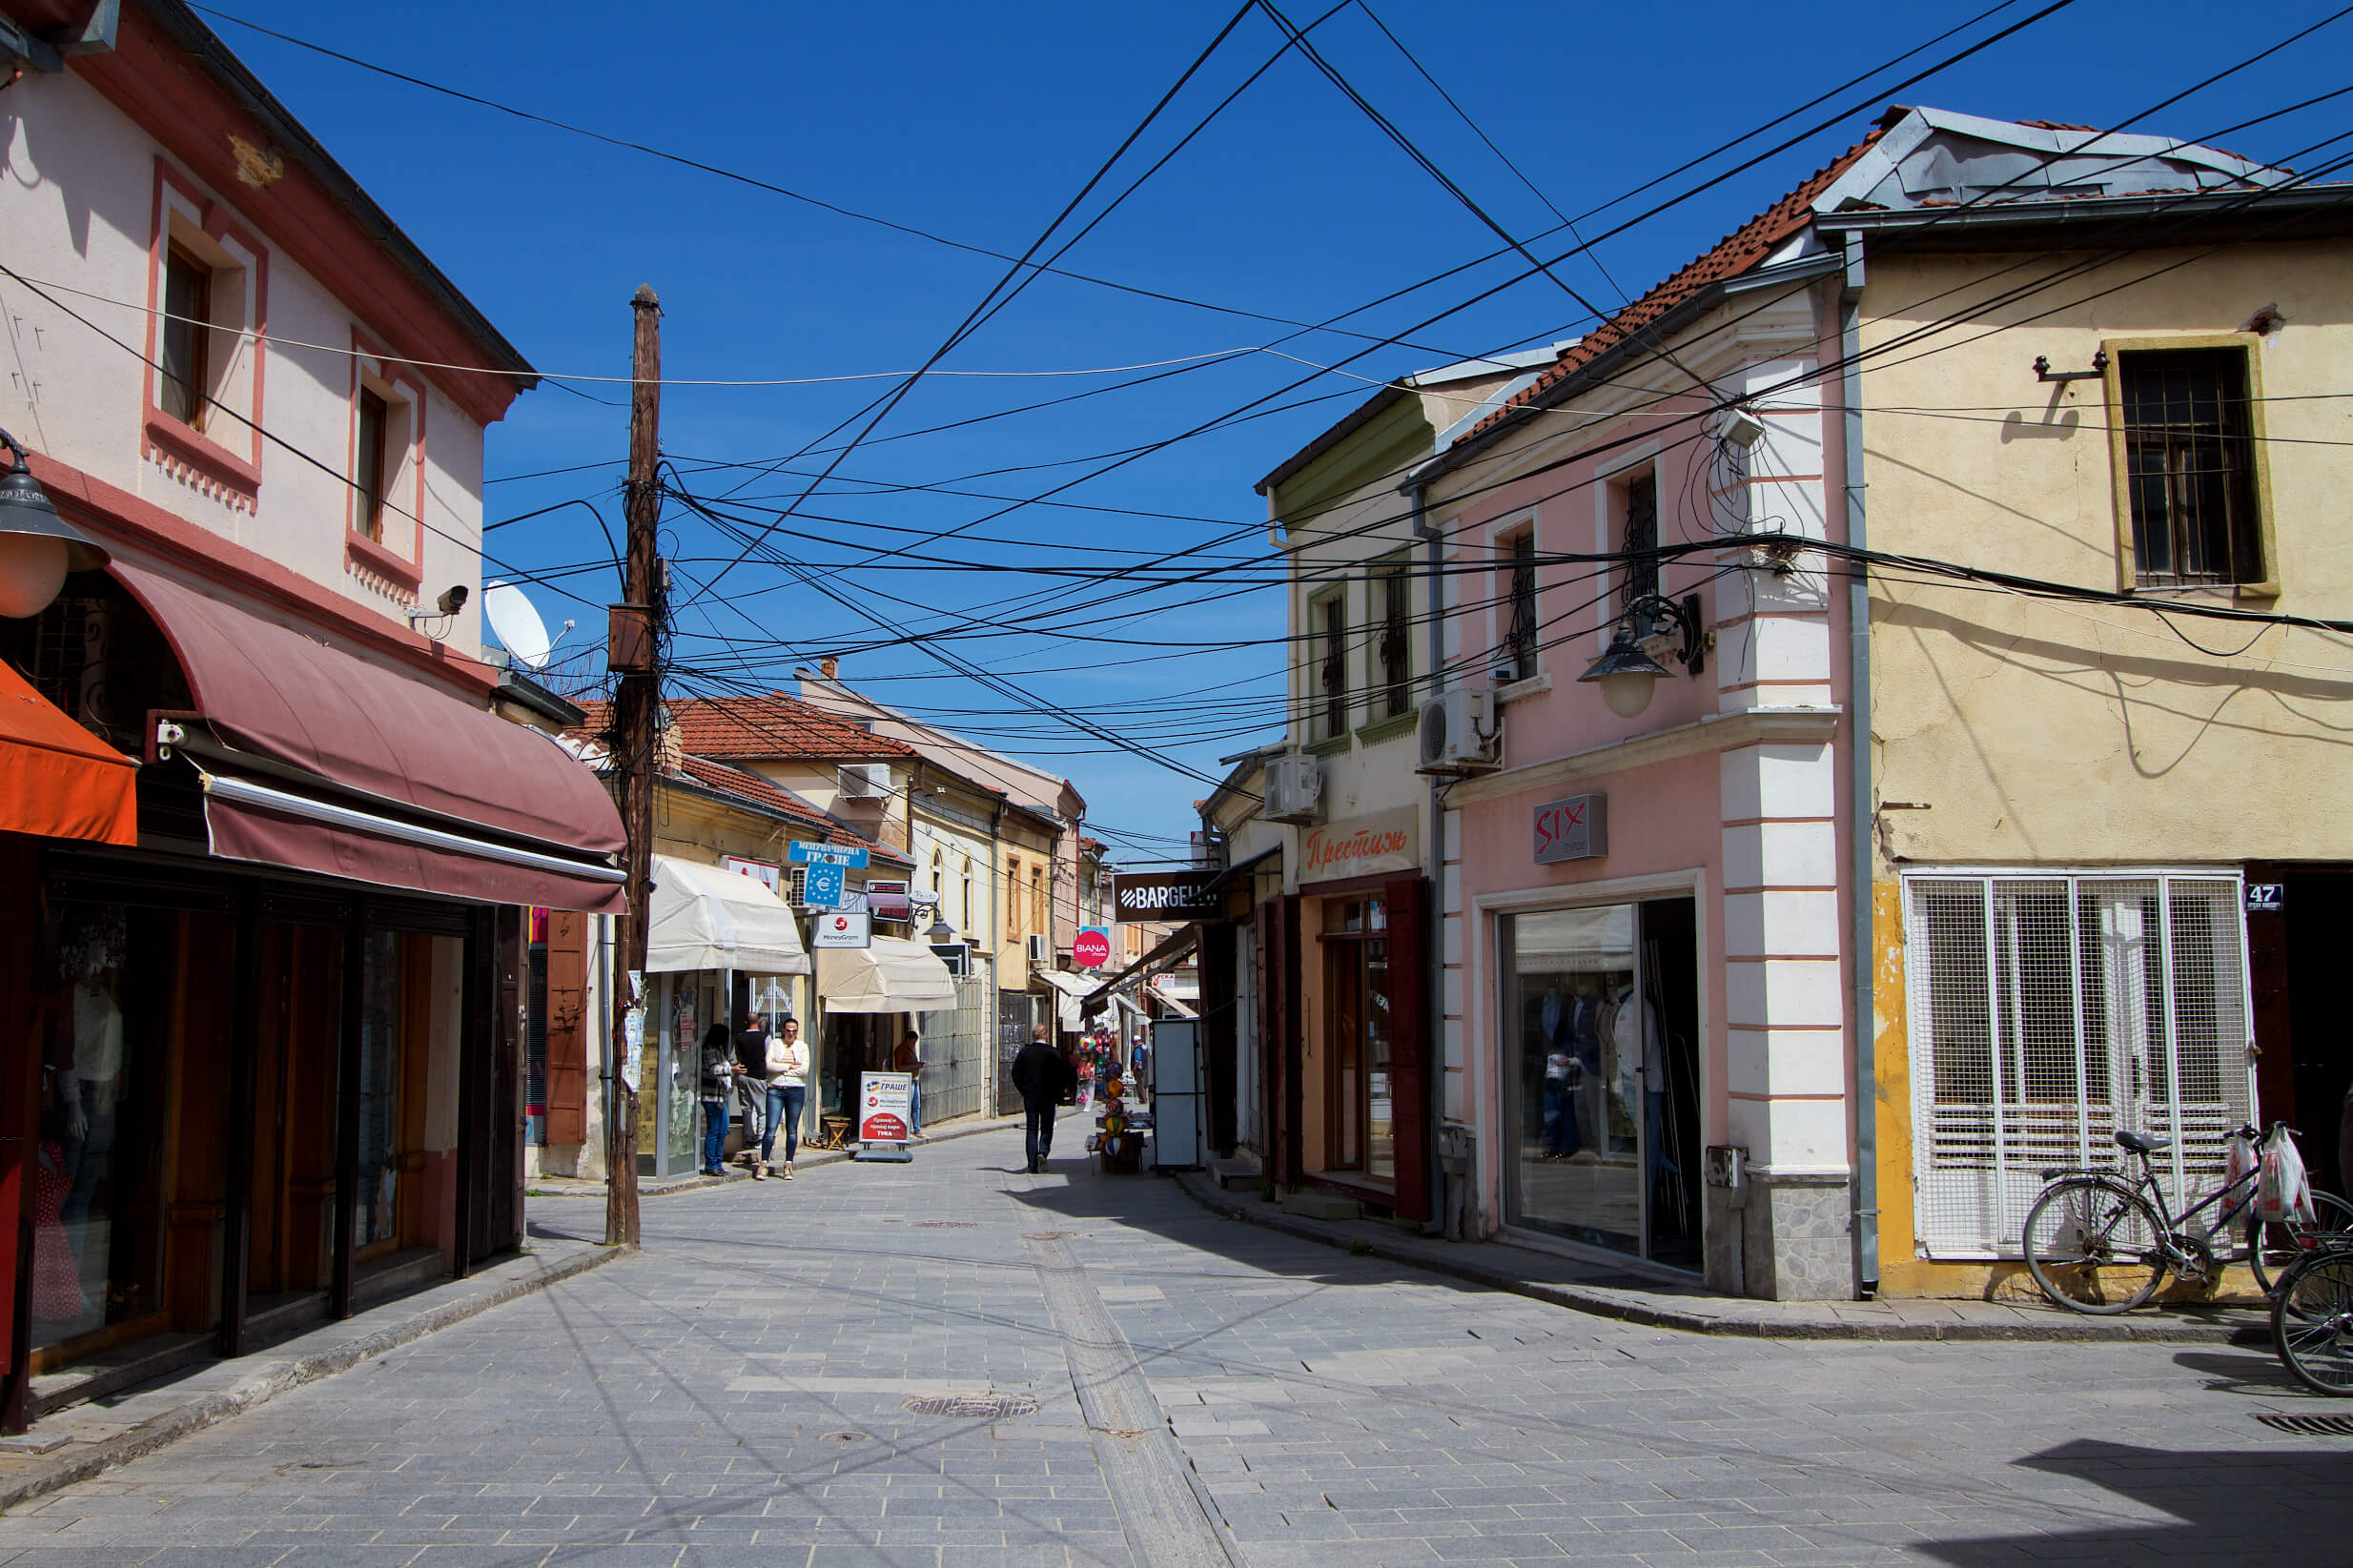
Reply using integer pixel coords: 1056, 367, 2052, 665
1010, 1026, 1073, 1174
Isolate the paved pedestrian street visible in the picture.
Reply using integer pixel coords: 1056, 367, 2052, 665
0, 1123, 2345, 1568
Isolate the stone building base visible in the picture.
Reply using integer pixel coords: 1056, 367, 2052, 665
1737, 1169, 1856, 1300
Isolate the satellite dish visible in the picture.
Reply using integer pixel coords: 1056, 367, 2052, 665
482, 580, 553, 670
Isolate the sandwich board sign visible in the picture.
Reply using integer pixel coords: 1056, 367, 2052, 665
855, 1071, 915, 1162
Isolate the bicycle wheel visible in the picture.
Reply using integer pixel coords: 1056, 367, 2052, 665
2248, 1191, 2353, 1296
2023, 1176, 2168, 1313
2273, 1250, 2353, 1395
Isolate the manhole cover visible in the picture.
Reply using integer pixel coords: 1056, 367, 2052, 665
905, 1394, 1039, 1419
911, 1221, 978, 1229
1023, 1232, 1074, 1241
2256, 1413, 2353, 1436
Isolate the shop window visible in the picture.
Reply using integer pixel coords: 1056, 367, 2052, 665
354, 929, 404, 1254
1499, 899, 1699, 1266
1320, 897, 1391, 1182
1309, 588, 1346, 741
1903, 872, 2251, 1258
2118, 347, 2266, 586
1500, 529, 1537, 682
31, 902, 172, 1357
1372, 559, 1410, 722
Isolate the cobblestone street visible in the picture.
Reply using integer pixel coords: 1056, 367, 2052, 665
0, 1122, 2344, 1568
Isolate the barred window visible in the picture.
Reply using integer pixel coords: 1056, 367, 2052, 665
1504, 530, 1537, 680
1903, 872, 2251, 1258
1374, 561, 1410, 722
2120, 348, 2263, 586
1619, 470, 1659, 615
1311, 590, 1346, 741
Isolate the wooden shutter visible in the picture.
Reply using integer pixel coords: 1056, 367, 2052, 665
1383, 874, 1431, 1223
542, 910, 589, 1146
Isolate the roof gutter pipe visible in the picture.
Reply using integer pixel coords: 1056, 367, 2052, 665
1838, 231, 1880, 1298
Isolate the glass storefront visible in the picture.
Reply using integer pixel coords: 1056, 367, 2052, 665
354, 929, 403, 1252
32, 902, 170, 1353
1502, 898, 1700, 1268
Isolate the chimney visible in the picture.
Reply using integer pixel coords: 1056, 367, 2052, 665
820, 656, 838, 680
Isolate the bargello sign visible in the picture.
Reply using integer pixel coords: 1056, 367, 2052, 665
1299, 806, 1420, 882
1113, 871, 1220, 920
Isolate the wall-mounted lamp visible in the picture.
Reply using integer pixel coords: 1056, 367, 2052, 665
0, 427, 109, 619
1578, 592, 1709, 719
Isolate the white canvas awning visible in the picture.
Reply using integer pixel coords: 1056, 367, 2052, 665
1111, 991, 1148, 1022
817, 935, 958, 1013
1034, 967, 1103, 1032
647, 853, 810, 974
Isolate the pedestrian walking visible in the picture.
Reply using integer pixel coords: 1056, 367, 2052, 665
893, 1029, 925, 1138
733, 1011, 772, 1176
698, 1022, 743, 1177
763, 1016, 808, 1180
1011, 1025, 1074, 1174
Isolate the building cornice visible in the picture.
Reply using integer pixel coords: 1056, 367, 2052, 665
1443, 705, 1843, 806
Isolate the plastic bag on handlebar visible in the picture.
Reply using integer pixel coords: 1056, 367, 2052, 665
2226, 1128, 2260, 1192
2259, 1124, 2316, 1226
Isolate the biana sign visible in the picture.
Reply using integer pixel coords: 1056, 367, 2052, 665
1074, 927, 1112, 968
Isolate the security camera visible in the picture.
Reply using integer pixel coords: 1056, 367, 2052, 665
435, 584, 470, 616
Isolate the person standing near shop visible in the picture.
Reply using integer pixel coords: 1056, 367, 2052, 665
893, 1029, 926, 1139
762, 1016, 808, 1180
699, 1023, 744, 1178
1011, 1025, 1072, 1174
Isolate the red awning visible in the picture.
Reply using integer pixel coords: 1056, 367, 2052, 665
0, 658, 136, 845
112, 563, 624, 912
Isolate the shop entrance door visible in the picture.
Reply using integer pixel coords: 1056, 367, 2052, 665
1503, 897, 1700, 1267
2249, 867, 2353, 1199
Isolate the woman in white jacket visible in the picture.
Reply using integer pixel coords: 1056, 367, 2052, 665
761, 1017, 809, 1179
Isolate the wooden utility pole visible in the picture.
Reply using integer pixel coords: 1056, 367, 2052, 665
605, 284, 663, 1248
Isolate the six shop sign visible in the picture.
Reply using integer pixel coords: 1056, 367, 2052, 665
1533, 793, 1608, 865
1113, 871, 1219, 920
1073, 927, 1112, 968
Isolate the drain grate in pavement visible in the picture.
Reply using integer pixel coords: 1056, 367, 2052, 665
2256, 1413, 2353, 1436
911, 1221, 978, 1229
905, 1394, 1039, 1419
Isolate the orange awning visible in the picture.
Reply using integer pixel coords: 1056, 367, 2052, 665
0, 658, 135, 845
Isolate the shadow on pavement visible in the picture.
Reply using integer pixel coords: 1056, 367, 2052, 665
1914, 1438, 2353, 1566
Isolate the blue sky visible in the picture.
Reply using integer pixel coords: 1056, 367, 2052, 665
198, 0, 2353, 865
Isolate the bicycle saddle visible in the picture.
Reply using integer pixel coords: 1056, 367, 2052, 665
2115, 1130, 2171, 1156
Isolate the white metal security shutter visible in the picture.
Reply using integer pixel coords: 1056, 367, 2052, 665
1904, 871, 2252, 1257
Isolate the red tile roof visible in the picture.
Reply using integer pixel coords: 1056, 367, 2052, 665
675, 755, 907, 864
1461, 129, 1887, 447
575, 694, 916, 762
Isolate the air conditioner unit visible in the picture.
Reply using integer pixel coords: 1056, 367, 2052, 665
836, 763, 890, 800
929, 943, 970, 978
1027, 932, 1051, 964
1417, 687, 1500, 774
1258, 752, 1323, 825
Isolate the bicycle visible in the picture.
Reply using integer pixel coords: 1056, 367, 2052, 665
2270, 1233, 2353, 1395
2019, 1124, 2353, 1313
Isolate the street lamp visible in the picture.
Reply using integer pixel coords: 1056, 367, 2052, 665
926, 913, 955, 946
1577, 593, 1709, 720
0, 428, 108, 619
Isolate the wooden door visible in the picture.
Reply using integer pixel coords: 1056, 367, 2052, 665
542, 912, 588, 1147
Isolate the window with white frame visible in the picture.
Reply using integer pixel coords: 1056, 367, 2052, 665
1902, 871, 2252, 1258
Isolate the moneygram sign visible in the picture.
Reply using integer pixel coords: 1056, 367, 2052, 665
1113, 871, 1220, 921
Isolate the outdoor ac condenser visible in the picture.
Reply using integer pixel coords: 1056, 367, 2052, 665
1416, 687, 1499, 773
1258, 752, 1323, 824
